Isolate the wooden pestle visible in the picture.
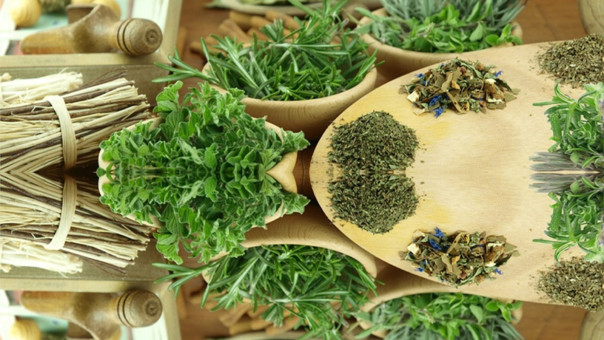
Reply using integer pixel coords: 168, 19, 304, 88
21, 4, 162, 56
21, 290, 162, 340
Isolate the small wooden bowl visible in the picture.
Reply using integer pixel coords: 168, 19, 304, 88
359, 9, 523, 81
203, 64, 378, 141
357, 265, 523, 338
97, 118, 298, 227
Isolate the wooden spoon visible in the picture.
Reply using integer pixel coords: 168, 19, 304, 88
21, 4, 162, 56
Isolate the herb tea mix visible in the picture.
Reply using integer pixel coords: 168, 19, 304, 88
538, 257, 604, 311
328, 111, 419, 233
405, 228, 518, 286
401, 58, 519, 117
538, 34, 604, 87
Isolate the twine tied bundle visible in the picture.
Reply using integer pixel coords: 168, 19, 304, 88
0, 71, 155, 273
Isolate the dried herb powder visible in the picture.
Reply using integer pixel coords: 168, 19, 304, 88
538, 34, 604, 87
401, 58, 519, 117
328, 111, 419, 234
538, 257, 604, 311
404, 228, 519, 286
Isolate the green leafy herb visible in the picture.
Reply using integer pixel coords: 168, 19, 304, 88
328, 111, 419, 233
155, 244, 377, 340
155, 0, 376, 101
353, 293, 523, 340
531, 83, 604, 262
401, 58, 519, 117
405, 228, 519, 286
357, 0, 524, 53
98, 82, 310, 264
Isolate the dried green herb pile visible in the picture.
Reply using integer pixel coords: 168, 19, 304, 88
538, 257, 604, 311
328, 111, 419, 234
354, 293, 523, 340
405, 228, 518, 286
156, 244, 377, 339
401, 59, 519, 117
538, 34, 604, 87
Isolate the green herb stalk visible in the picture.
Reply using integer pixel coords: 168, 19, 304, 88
155, 0, 376, 101
357, 0, 524, 53
98, 82, 310, 264
354, 293, 523, 340
531, 83, 604, 262
155, 245, 378, 340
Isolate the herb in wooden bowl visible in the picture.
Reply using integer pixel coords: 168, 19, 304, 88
353, 293, 523, 340
530, 83, 604, 263
155, 0, 377, 140
355, 0, 524, 78
155, 244, 377, 339
97, 82, 310, 264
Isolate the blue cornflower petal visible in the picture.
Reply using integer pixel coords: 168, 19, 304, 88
494, 268, 503, 275
434, 107, 444, 118
429, 95, 442, 107
416, 267, 425, 272
434, 227, 445, 239
494, 70, 503, 77
429, 238, 442, 251
416, 73, 425, 78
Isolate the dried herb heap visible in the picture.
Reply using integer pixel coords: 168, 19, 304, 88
531, 84, 604, 263
156, 244, 377, 340
354, 293, 523, 340
405, 228, 518, 286
538, 257, 604, 311
401, 58, 519, 117
538, 34, 604, 87
328, 111, 419, 234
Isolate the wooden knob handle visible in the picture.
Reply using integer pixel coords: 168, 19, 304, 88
112, 18, 163, 56
115, 290, 162, 328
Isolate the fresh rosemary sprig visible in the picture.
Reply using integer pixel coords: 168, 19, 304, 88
357, 0, 524, 53
353, 293, 523, 340
155, 0, 376, 101
98, 82, 310, 264
155, 244, 377, 339
531, 83, 604, 262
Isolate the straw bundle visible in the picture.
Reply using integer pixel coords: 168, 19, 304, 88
0, 171, 152, 270
0, 72, 152, 172
0, 71, 156, 272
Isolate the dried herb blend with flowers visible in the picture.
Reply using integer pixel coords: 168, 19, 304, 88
538, 257, 604, 311
328, 111, 419, 233
404, 228, 518, 286
538, 34, 604, 87
401, 59, 519, 117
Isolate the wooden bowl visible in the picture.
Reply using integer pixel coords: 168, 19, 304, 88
579, 0, 604, 34
97, 118, 298, 228
359, 9, 523, 81
203, 64, 378, 141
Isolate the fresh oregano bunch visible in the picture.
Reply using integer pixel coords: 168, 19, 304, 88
357, 0, 524, 53
155, 244, 378, 340
353, 293, 523, 340
98, 82, 310, 264
155, 0, 376, 101
531, 83, 604, 262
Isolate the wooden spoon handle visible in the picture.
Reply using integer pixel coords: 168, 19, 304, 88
109, 18, 163, 56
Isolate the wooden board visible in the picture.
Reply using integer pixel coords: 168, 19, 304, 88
310, 42, 589, 304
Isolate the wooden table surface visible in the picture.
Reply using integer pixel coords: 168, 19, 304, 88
176, 0, 591, 339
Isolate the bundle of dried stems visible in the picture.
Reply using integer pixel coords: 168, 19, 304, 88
0, 72, 152, 172
0, 71, 156, 272
0, 171, 153, 270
